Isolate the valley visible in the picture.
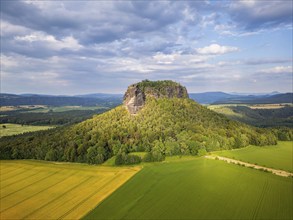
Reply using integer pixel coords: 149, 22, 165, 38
1, 0, 292, 219
0, 80, 292, 220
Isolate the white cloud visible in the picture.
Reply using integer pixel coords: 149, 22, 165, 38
196, 44, 239, 55
153, 52, 180, 64
14, 32, 82, 51
259, 66, 292, 74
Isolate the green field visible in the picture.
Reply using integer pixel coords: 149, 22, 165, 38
84, 158, 293, 220
28, 106, 107, 113
0, 160, 140, 220
215, 141, 293, 172
0, 123, 54, 137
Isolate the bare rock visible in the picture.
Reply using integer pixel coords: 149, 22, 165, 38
123, 80, 188, 114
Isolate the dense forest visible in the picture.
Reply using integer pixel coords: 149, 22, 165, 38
1, 97, 291, 165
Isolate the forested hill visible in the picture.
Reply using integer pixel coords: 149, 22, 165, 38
1, 95, 284, 164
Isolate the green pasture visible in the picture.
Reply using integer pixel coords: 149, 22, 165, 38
215, 141, 293, 172
0, 160, 140, 220
0, 123, 54, 137
84, 157, 292, 220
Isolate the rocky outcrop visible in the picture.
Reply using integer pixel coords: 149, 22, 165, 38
123, 85, 146, 114
123, 80, 188, 114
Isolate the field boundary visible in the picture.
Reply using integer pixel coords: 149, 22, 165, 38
205, 155, 293, 177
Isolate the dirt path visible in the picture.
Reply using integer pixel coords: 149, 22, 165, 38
205, 155, 293, 177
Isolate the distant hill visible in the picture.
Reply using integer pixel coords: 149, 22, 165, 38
0, 93, 122, 107
189, 92, 238, 104
0, 80, 281, 164
76, 93, 123, 99
188, 92, 291, 104
214, 93, 292, 104
2, 91, 289, 106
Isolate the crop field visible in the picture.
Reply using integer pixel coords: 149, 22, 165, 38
0, 123, 54, 137
215, 141, 293, 172
0, 160, 140, 220
84, 158, 293, 220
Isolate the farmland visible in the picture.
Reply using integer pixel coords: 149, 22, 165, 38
0, 123, 54, 137
0, 160, 140, 220
208, 104, 293, 127
27, 105, 107, 113
215, 141, 293, 172
84, 157, 293, 220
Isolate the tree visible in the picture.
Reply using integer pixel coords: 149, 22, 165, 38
86, 147, 97, 164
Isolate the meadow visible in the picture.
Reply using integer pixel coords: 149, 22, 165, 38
0, 160, 140, 220
0, 123, 54, 137
84, 157, 292, 220
215, 141, 293, 172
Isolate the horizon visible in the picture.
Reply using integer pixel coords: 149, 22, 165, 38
2, 90, 289, 97
1, 1, 292, 95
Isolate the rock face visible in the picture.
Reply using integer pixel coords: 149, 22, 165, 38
123, 80, 189, 114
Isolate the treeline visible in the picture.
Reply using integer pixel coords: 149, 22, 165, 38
0, 109, 108, 125
1, 98, 291, 165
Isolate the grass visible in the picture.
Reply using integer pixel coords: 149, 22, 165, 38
0, 160, 140, 220
0, 123, 54, 137
83, 157, 293, 220
214, 141, 293, 172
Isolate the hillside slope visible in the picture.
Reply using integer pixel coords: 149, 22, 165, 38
0, 97, 277, 163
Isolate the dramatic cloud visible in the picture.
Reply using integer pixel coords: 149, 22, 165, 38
0, 0, 292, 94
229, 0, 293, 31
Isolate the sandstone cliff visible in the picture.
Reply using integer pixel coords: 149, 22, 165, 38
123, 80, 188, 114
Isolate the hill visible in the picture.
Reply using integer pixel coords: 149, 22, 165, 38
0, 80, 282, 164
214, 93, 292, 104
189, 92, 238, 104
0, 93, 121, 107
189, 92, 291, 104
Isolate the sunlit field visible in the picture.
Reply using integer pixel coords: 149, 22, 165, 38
0, 160, 140, 219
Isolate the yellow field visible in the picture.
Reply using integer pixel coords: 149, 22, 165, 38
0, 160, 141, 219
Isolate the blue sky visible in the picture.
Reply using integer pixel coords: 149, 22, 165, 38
1, 0, 292, 95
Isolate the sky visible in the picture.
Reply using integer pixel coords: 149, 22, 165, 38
1, 0, 292, 95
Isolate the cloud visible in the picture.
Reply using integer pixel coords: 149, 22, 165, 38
259, 66, 292, 74
0, 0, 291, 94
229, 0, 293, 31
14, 32, 82, 51
196, 44, 239, 55
245, 58, 292, 65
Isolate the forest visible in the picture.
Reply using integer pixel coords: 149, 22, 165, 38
1, 97, 291, 165
0, 109, 108, 125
